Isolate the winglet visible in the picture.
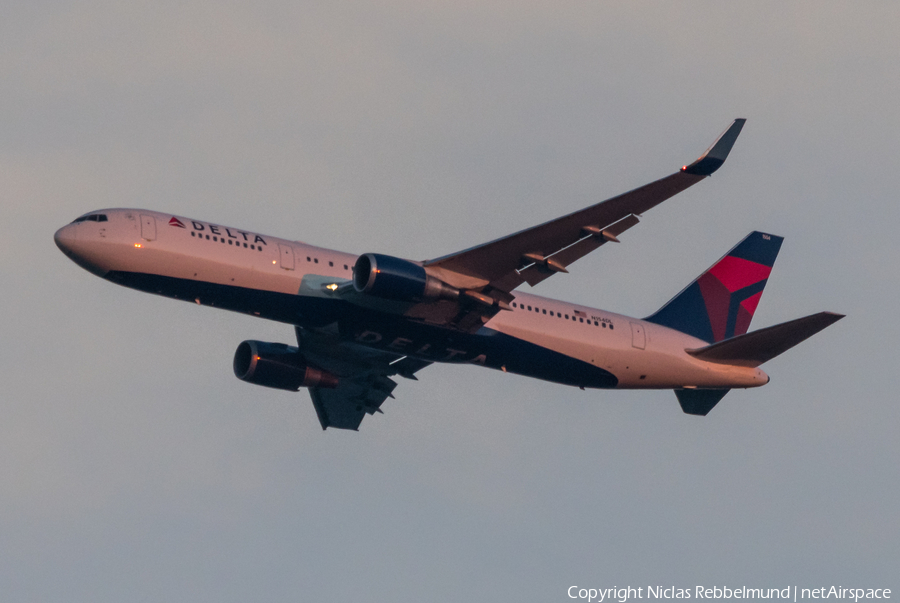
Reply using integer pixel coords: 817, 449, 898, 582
682, 118, 746, 176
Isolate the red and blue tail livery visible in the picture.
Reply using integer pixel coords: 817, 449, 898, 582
54, 119, 843, 430
646, 231, 783, 343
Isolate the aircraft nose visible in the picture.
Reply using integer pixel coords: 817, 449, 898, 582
53, 221, 110, 276
54, 224, 77, 255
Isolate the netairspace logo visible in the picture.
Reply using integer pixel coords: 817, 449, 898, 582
566, 587, 892, 603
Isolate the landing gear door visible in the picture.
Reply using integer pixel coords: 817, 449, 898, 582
279, 244, 295, 270
140, 214, 156, 241
630, 322, 646, 350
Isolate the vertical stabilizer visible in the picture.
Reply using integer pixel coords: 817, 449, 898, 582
645, 232, 783, 343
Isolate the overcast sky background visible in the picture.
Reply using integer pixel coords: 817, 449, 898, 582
2, 2, 898, 601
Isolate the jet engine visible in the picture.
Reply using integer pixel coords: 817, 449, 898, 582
233, 340, 338, 391
353, 253, 458, 302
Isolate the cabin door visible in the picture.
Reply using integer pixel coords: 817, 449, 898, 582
278, 244, 295, 270
140, 214, 156, 241
630, 322, 646, 350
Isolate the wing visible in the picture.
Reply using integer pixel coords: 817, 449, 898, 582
424, 119, 746, 293
324, 120, 746, 333
296, 327, 431, 430
309, 378, 393, 431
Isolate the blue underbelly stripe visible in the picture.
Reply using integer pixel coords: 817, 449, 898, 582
105, 271, 618, 389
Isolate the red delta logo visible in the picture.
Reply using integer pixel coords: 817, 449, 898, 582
169, 217, 186, 228
698, 254, 772, 342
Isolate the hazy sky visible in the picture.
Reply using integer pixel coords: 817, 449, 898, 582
2, 2, 898, 601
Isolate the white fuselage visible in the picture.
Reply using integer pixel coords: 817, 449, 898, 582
54, 209, 768, 390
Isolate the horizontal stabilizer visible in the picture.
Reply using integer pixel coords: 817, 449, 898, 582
686, 311, 844, 368
675, 388, 730, 416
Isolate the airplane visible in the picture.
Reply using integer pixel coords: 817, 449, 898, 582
54, 118, 843, 430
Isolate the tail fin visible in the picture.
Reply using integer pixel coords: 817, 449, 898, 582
645, 231, 783, 343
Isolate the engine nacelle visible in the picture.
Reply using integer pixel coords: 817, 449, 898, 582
353, 253, 458, 302
233, 340, 338, 391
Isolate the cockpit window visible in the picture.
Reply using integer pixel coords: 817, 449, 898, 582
72, 214, 108, 223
